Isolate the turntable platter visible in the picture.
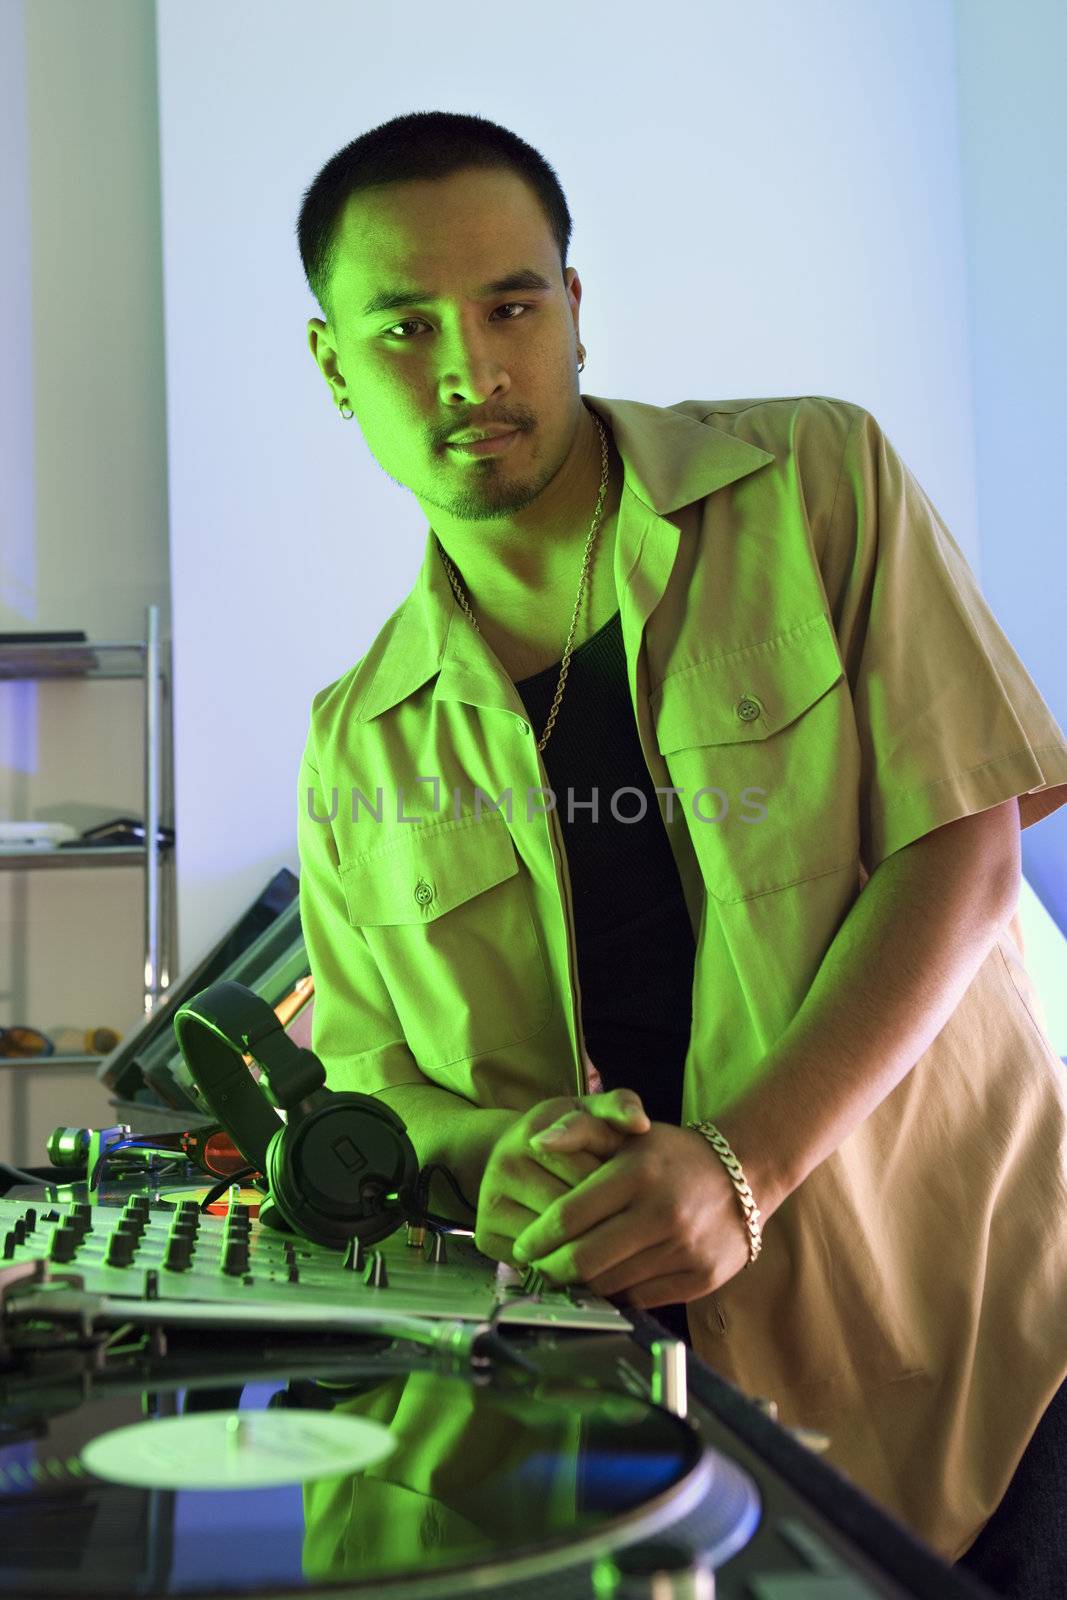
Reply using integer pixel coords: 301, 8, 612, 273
0, 1368, 760, 1597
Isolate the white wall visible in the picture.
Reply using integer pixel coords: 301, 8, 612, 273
157, 0, 1001, 970
953, 0, 1067, 928
0, 0, 171, 1161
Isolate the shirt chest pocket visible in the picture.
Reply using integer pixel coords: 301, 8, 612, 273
338, 816, 553, 1071
651, 613, 860, 902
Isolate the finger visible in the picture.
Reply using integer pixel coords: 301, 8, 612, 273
585, 1239, 694, 1298
528, 1110, 631, 1161
513, 1153, 644, 1263
528, 1092, 651, 1159
524, 1204, 671, 1287
531, 1203, 675, 1292
476, 1149, 608, 1251
525, 1142, 610, 1189
499, 1143, 608, 1206
479, 1163, 570, 1225
618, 1272, 709, 1310
580, 1088, 652, 1132
475, 1197, 541, 1263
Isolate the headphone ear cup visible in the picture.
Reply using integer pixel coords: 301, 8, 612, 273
263, 1123, 302, 1236
261, 1094, 420, 1250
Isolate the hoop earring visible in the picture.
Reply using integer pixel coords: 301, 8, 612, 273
577, 342, 586, 374
339, 402, 354, 420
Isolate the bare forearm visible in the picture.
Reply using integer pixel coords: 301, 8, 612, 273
714, 804, 1020, 1218
372, 1081, 517, 1217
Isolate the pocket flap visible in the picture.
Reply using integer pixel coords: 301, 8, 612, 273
652, 613, 845, 753
339, 816, 519, 926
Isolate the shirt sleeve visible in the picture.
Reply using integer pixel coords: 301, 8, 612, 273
820, 402, 1067, 877
297, 728, 433, 1097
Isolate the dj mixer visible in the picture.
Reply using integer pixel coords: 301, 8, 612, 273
0, 1174, 995, 1600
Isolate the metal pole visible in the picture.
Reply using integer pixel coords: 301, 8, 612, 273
144, 603, 160, 1013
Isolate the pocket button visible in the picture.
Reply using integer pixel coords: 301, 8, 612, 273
413, 878, 435, 907
736, 696, 762, 723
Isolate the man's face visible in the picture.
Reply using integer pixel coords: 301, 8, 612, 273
307, 167, 585, 525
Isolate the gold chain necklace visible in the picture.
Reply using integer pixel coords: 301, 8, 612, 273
436, 411, 611, 753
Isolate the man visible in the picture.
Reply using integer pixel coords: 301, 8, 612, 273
296, 112, 1067, 1588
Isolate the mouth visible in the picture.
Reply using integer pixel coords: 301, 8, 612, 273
445, 429, 521, 458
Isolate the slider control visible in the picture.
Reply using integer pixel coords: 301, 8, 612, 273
363, 1250, 388, 1288
426, 1231, 448, 1265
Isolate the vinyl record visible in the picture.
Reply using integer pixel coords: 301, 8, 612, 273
0, 1365, 759, 1597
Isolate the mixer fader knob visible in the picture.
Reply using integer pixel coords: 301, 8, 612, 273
426, 1231, 448, 1265
363, 1250, 388, 1288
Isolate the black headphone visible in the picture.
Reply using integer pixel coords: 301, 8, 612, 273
173, 980, 420, 1249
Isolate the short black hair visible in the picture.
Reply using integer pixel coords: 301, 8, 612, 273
296, 110, 573, 326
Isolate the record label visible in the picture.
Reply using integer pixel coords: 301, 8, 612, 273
81, 1409, 397, 1489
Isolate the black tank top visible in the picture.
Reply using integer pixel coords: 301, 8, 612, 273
513, 609, 697, 1129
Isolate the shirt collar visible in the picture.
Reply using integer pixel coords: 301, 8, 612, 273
351, 394, 774, 723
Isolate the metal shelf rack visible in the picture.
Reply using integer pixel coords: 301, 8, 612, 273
0, 604, 173, 1022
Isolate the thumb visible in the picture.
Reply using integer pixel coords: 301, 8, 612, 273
528, 1090, 651, 1156
583, 1088, 652, 1133
529, 1110, 628, 1161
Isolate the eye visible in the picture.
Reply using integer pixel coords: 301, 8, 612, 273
384, 302, 532, 341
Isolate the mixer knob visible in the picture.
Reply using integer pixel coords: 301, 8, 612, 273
106, 1232, 135, 1268
50, 1223, 81, 1263
222, 1238, 250, 1276
163, 1235, 193, 1272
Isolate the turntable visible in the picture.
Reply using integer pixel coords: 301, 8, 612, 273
0, 980, 995, 1598
0, 1178, 994, 1600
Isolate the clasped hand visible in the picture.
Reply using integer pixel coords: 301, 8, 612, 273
474, 1090, 752, 1308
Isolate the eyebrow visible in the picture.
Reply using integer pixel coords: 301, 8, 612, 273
359, 267, 555, 320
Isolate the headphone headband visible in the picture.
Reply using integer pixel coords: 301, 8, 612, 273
173, 980, 322, 1172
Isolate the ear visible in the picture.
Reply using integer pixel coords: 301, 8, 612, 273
564, 268, 583, 338
307, 319, 348, 405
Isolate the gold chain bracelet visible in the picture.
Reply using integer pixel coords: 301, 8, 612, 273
686, 1119, 763, 1267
